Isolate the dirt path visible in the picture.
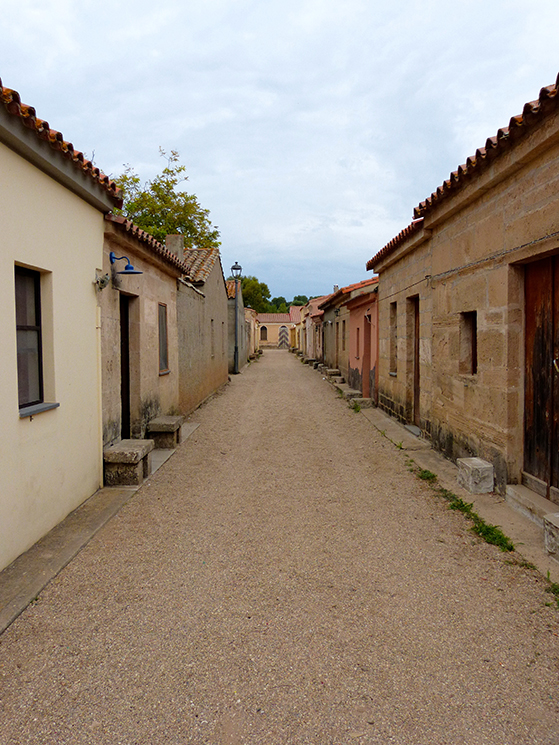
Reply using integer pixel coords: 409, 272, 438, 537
1, 349, 559, 744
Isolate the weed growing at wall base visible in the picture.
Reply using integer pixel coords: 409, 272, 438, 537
414, 473, 515, 552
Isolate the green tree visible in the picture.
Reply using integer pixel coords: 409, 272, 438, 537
230, 276, 271, 313
270, 296, 287, 310
291, 294, 309, 306
113, 149, 220, 248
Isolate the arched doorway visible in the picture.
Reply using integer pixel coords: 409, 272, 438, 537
278, 326, 289, 348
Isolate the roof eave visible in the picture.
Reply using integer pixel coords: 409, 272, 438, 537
0, 105, 118, 213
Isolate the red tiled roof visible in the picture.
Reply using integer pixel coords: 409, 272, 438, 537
1, 79, 122, 207
183, 247, 221, 284
289, 306, 302, 323
414, 76, 559, 220
366, 219, 424, 271
366, 76, 559, 272
318, 278, 378, 309
105, 215, 192, 276
257, 313, 292, 323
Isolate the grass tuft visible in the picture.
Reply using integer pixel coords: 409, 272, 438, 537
409, 463, 514, 552
418, 469, 437, 483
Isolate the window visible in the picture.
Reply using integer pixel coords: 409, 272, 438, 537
158, 303, 169, 373
389, 301, 398, 374
260, 325, 268, 341
460, 311, 478, 375
15, 267, 43, 408
356, 326, 360, 358
342, 320, 346, 351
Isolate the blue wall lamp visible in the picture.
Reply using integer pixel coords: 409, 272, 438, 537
109, 252, 143, 275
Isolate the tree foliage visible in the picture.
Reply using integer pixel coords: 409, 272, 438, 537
238, 276, 272, 313
291, 294, 309, 306
113, 149, 220, 248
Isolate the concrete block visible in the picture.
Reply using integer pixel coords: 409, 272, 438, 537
544, 513, 559, 559
457, 457, 494, 494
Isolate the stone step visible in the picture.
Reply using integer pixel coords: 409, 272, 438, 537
334, 383, 361, 399
351, 397, 373, 408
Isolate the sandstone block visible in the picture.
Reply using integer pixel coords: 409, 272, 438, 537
457, 457, 494, 494
544, 513, 559, 559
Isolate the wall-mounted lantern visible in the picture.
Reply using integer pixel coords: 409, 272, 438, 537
109, 252, 143, 275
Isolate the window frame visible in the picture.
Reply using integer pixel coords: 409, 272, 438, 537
158, 302, 170, 374
389, 301, 398, 375
15, 266, 44, 410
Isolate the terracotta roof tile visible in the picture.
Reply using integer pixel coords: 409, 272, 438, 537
105, 215, 192, 276
183, 247, 221, 284
366, 75, 559, 271
289, 306, 302, 323
319, 278, 378, 309
1, 79, 122, 207
414, 75, 559, 220
366, 219, 424, 271
256, 313, 292, 323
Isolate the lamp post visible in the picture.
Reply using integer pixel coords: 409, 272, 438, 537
231, 262, 242, 374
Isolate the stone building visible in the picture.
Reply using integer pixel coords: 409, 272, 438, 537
320, 279, 377, 382
256, 309, 299, 349
227, 279, 248, 372
0, 80, 121, 570
101, 223, 229, 442
346, 280, 379, 400
179, 244, 229, 413
367, 75, 559, 498
101, 218, 187, 444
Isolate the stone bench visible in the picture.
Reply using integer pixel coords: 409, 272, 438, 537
103, 439, 154, 486
146, 415, 185, 449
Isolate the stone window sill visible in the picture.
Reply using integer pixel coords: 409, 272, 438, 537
19, 402, 60, 418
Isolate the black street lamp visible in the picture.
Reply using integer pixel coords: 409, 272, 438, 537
231, 262, 242, 373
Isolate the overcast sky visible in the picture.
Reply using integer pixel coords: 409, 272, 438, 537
3, 1, 559, 300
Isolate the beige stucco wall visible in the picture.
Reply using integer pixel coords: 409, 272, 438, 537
101, 226, 181, 444
259, 321, 294, 347
178, 261, 228, 413
0, 142, 105, 570
375, 111, 559, 491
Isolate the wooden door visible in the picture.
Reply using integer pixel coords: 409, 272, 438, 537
362, 314, 371, 398
120, 294, 131, 439
412, 297, 420, 427
524, 256, 559, 503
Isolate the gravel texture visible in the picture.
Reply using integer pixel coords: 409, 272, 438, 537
1, 349, 559, 744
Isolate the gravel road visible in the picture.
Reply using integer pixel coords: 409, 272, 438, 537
1, 349, 559, 744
